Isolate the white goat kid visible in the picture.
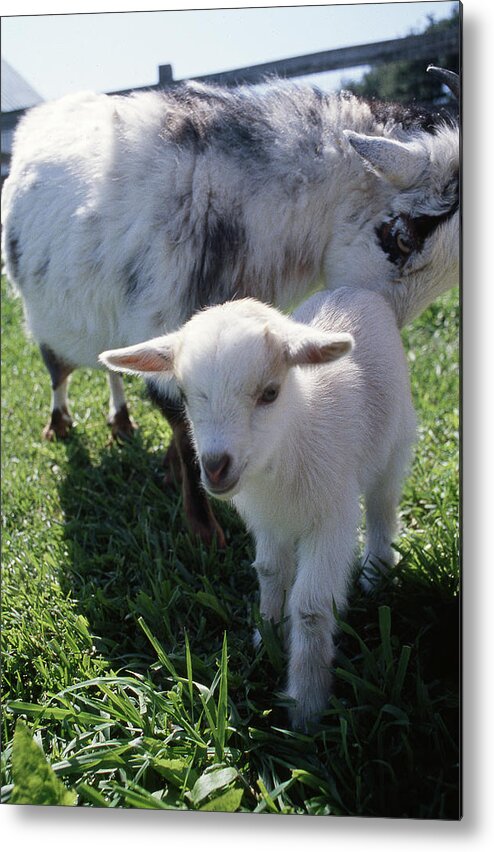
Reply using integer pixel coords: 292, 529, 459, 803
100, 288, 416, 730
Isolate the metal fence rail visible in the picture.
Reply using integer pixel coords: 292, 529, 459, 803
167, 29, 459, 88
105, 29, 459, 96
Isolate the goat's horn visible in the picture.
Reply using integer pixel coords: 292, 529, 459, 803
426, 65, 460, 99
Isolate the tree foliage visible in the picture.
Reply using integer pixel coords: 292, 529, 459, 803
344, 9, 460, 106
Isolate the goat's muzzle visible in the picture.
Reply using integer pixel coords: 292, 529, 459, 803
201, 452, 238, 495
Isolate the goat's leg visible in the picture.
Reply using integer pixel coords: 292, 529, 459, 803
146, 382, 183, 486
251, 532, 296, 647
361, 441, 412, 591
162, 438, 182, 487
39, 344, 74, 440
286, 504, 359, 731
146, 381, 226, 548
173, 418, 226, 548
107, 371, 137, 441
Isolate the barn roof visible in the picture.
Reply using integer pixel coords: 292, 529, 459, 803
1, 58, 43, 112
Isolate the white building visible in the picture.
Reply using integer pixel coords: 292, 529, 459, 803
1, 58, 43, 183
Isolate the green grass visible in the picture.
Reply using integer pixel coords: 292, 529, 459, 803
1, 275, 460, 817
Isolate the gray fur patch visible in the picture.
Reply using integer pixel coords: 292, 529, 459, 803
125, 267, 141, 300
365, 96, 457, 133
161, 83, 325, 166
122, 253, 150, 301
152, 309, 168, 330
163, 108, 208, 152
34, 257, 50, 281
7, 233, 21, 279
186, 213, 247, 316
162, 87, 273, 163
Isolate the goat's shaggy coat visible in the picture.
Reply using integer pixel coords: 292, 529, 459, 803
100, 287, 417, 730
1, 78, 458, 542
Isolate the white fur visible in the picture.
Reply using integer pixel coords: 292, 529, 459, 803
100, 287, 416, 730
1, 83, 458, 425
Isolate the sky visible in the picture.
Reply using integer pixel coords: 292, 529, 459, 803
1, 0, 459, 103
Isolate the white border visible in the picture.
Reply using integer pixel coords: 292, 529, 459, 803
2, 1, 492, 849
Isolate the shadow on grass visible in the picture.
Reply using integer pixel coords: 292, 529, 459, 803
322, 559, 461, 819
55, 428, 255, 672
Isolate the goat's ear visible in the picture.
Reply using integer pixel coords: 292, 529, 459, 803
99, 334, 177, 376
344, 130, 427, 188
286, 330, 354, 366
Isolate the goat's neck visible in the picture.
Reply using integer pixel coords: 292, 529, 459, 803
246, 147, 387, 311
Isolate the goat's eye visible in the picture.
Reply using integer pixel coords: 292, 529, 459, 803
257, 383, 280, 405
396, 232, 413, 255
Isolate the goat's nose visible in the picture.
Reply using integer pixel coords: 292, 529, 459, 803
202, 452, 232, 486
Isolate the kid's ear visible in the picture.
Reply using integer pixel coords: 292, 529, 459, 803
99, 334, 177, 376
286, 330, 354, 366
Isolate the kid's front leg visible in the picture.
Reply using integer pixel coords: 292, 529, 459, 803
286, 510, 358, 731
252, 531, 295, 646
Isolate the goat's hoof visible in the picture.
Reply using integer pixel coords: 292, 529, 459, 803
42, 407, 73, 440
287, 702, 319, 735
108, 404, 138, 442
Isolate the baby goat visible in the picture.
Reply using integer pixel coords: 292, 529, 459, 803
100, 288, 416, 730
